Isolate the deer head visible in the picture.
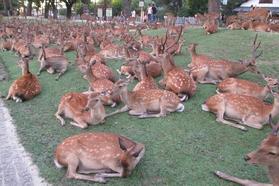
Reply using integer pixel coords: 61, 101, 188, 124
245, 116, 279, 166
84, 92, 104, 112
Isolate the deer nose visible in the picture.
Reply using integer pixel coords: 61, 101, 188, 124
244, 155, 251, 161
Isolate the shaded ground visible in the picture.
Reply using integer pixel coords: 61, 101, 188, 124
0, 29, 278, 185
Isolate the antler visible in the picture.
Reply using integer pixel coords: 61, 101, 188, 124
252, 34, 263, 60
165, 26, 183, 52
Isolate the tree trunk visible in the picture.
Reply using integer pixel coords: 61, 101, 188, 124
44, 0, 49, 18
208, 0, 220, 14
50, 0, 58, 19
66, 4, 72, 19
3, 0, 8, 16
123, 0, 131, 18
27, 0, 33, 16
8, 0, 12, 15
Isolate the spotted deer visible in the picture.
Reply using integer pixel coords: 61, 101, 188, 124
54, 132, 145, 183
6, 58, 41, 102
55, 92, 107, 129
84, 61, 118, 107
187, 43, 214, 68
217, 76, 278, 100
215, 117, 279, 186
202, 90, 279, 131
160, 53, 196, 101
108, 79, 185, 118
132, 61, 158, 92
203, 19, 218, 34
190, 34, 262, 84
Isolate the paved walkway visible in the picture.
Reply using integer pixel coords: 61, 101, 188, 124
0, 99, 48, 186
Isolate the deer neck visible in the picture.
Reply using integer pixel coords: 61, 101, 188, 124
162, 56, 175, 75
90, 102, 105, 122
271, 97, 279, 117
119, 86, 133, 107
230, 62, 248, 76
268, 165, 279, 186
22, 61, 30, 75
85, 68, 96, 83
261, 86, 270, 99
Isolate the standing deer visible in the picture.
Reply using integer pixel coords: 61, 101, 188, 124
108, 79, 185, 118
215, 117, 279, 186
202, 90, 279, 131
217, 76, 278, 100
54, 132, 145, 183
55, 92, 107, 128
190, 34, 262, 84
6, 58, 41, 102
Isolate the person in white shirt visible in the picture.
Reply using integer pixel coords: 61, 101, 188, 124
147, 4, 152, 22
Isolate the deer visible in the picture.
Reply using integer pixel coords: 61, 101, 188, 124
202, 89, 279, 131
54, 132, 145, 183
203, 19, 218, 34
6, 58, 41, 102
37, 44, 68, 80
38, 44, 63, 60
217, 76, 278, 100
159, 53, 196, 101
227, 22, 242, 30
190, 34, 262, 84
55, 92, 110, 129
187, 43, 214, 68
84, 61, 118, 107
215, 116, 279, 186
132, 61, 158, 92
107, 78, 184, 118
136, 28, 155, 48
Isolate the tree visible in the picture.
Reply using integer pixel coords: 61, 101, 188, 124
60, 0, 77, 19
123, 0, 131, 17
27, 0, 33, 16
208, 0, 220, 13
188, 0, 207, 15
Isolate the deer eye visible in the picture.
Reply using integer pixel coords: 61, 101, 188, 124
268, 152, 277, 156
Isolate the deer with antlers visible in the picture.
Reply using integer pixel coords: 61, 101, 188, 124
217, 76, 278, 100
55, 92, 109, 129
107, 78, 185, 118
6, 58, 41, 102
54, 132, 145, 183
202, 88, 279, 131
215, 116, 279, 186
190, 34, 262, 84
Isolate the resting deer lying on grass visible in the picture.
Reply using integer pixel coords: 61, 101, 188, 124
37, 44, 68, 80
133, 61, 158, 92
215, 117, 279, 186
55, 92, 108, 129
217, 76, 278, 100
84, 61, 118, 107
108, 79, 184, 118
38, 45, 63, 60
203, 19, 218, 34
6, 58, 41, 102
202, 89, 279, 131
54, 132, 145, 183
160, 53, 196, 101
190, 34, 262, 84
187, 43, 214, 68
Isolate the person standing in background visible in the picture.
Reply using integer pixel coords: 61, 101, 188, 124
151, 3, 157, 23
147, 4, 152, 22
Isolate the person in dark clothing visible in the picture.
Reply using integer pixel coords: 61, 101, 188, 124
151, 4, 157, 22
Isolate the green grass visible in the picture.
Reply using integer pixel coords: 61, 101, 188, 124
0, 28, 279, 186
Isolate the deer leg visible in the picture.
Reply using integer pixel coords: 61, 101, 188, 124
66, 156, 106, 183
241, 116, 263, 129
70, 117, 88, 129
216, 108, 247, 131
55, 69, 66, 81
214, 171, 271, 186
78, 169, 111, 174
5, 92, 12, 100
106, 106, 129, 117
55, 107, 65, 126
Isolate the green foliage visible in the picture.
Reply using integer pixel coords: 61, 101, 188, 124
74, 0, 83, 15
187, 0, 208, 16
0, 29, 279, 186
112, 0, 122, 16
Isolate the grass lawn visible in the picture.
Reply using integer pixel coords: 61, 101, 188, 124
0, 28, 279, 186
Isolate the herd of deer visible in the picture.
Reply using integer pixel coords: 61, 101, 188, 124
195, 7, 279, 34
0, 17, 279, 185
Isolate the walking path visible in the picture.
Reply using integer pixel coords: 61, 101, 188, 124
0, 99, 49, 186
